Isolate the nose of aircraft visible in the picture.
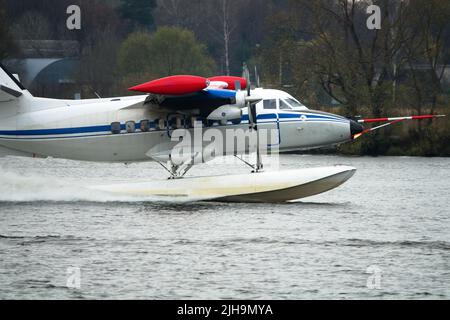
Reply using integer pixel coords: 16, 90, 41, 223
350, 120, 364, 137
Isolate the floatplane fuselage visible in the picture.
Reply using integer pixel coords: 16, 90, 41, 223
0, 90, 360, 162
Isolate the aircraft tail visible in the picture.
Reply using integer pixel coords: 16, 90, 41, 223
0, 62, 38, 120
0, 63, 37, 158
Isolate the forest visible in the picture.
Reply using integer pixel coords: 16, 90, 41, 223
0, 0, 449, 156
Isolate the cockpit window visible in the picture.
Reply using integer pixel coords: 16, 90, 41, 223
263, 99, 277, 110
280, 100, 292, 110
286, 98, 307, 109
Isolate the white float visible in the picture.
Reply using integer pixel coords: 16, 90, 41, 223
90, 166, 356, 203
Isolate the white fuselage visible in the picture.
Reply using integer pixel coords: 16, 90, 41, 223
0, 89, 353, 162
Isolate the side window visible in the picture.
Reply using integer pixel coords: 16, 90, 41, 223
126, 121, 136, 133
280, 100, 292, 110
140, 120, 150, 132
263, 99, 277, 110
111, 122, 121, 134
154, 119, 164, 130
158, 119, 166, 130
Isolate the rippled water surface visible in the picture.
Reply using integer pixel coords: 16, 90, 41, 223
0, 155, 449, 299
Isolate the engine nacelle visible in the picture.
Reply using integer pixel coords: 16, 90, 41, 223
207, 105, 242, 123
235, 91, 247, 108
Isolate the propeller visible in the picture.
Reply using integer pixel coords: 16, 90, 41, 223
242, 63, 258, 130
242, 63, 263, 172
247, 81, 257, 130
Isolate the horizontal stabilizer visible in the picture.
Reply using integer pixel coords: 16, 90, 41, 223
0, 63, 25, 91
0, 63, 26, 102
1, 85, 23, 98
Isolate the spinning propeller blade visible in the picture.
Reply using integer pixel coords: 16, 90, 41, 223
243, 75, 262, 127
245, 69, 257, 130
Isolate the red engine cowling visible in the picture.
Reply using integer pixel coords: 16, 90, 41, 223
128, 75, 209, 95
208, 76, 247, 90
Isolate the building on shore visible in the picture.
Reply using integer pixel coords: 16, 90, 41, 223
5, 40, 81, 99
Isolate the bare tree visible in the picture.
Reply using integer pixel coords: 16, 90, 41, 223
279, 0, 416, 116
155, 0, 185, 27
204, 0, 251, 75
0, 3, 17, 60
10, 11, 52, 40
154, 0, 272, 76
154, 0, 207, 31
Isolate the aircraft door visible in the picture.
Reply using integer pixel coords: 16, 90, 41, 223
259, 99, 281, 149
278, 99, 304, 149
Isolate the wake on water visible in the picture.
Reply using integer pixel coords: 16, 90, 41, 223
0, 167, 145, 202
0, 158, 188, 203
0, 155, 282, 203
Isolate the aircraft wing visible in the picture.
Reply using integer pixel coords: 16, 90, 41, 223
129, 75, 247, 115
144, 88, 237, 112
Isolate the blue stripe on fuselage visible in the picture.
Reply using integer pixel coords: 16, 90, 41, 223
243, 113, 346, 122
0, 113, 348, 137
0, 124, 114, 136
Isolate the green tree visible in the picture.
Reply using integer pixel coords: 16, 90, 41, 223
117, 27, 216, 84
117, 31, 154, 76
148, 26, 216, 76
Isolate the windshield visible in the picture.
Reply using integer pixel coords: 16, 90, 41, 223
280, 100, 292, 110
286, 98, 307, 109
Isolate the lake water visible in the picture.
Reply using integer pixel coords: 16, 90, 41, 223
0, 155, 449, 299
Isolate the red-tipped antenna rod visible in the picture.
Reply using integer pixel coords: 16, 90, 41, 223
352, 114, 446, 140
357, 114, 446, 124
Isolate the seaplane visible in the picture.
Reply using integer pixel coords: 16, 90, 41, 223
0, 63, 444, 202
